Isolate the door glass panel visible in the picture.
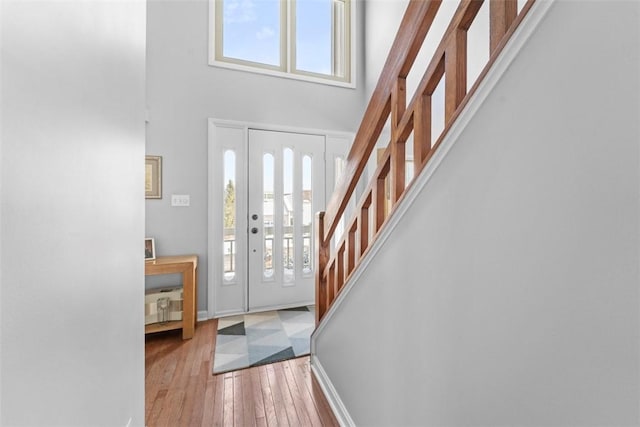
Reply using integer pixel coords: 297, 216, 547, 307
283, 148, 294, 281
263, 153, 274, 278
302, 155, 313, 274
223, 150, 236, 281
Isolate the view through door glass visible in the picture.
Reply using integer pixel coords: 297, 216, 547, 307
247, 129, 325, 311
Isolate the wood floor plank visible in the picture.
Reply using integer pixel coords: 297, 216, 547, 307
157, 388, 185, 426
256, 415, 269, 427
222, 374, 234, 426
282, 360, 314, 426
258, 364, 279, 427
184, 363, 208, 427
249, 366, 267, 423
271, 362, 300, 425
233, 371, 247, 427
266, 363, 292, 426
188, 330, 205, 377
286, 359, 325, 427
145, 319, 339, 426
200, 376, 217, 426
211, 372, 225, 427
242, 367, 259, 426
176, 341, 195, 389
146, 389, 168, 427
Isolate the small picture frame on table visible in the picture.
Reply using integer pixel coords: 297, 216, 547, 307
145, 155, 162, 199
145, 238, 156, 261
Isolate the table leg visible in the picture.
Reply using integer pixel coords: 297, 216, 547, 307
182, 266, 195, 339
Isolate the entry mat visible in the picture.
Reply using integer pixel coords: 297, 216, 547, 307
212, 306, 314, 375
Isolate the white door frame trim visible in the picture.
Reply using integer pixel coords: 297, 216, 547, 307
208, 118, 353, 319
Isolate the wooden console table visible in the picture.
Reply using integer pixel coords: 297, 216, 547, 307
145, 255, 197, 339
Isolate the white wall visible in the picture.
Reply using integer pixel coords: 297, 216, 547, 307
1, 1, 146, 425
145, 0, 366, 313
363, 0, 407, 98
314, 1, 640, 424
0, 0, 4, 421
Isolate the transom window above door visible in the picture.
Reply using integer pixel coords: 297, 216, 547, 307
209, 0, 354, 87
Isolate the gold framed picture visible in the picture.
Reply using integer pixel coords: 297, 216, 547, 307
145, 155, 162, 199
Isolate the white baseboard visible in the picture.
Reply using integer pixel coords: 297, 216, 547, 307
310, 355, 355, 427
197, 310, 209, 322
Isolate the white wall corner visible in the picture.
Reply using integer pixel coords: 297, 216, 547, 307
0, 0, 3, 421
310, 355, 355, 427
2, 1, 146, 423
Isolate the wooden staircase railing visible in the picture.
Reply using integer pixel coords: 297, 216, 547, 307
315, 0, 536, 324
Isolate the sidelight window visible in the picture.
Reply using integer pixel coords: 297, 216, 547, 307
223, 150, 237, 281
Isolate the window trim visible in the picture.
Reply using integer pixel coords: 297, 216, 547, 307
209, 0, 356, 89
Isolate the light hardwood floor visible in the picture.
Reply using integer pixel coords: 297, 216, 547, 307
145, 319, 339, 426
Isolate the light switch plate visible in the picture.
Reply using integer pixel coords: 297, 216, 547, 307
171, 194, 190, 207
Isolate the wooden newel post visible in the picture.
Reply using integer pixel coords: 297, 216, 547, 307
315, 211, 328, 325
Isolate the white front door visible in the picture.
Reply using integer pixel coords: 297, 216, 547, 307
247, 129, 325, 311
208, 119, 351, 318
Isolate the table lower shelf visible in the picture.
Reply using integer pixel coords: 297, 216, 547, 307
145, 320, 183, 335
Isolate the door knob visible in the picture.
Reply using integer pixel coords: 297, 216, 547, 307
251, 227, 258, 234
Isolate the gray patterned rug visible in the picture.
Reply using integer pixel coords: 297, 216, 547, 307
212, 306, 315, 375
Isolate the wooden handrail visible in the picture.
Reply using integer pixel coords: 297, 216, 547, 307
316, 0, 536, 324
323, 0, 443, 242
